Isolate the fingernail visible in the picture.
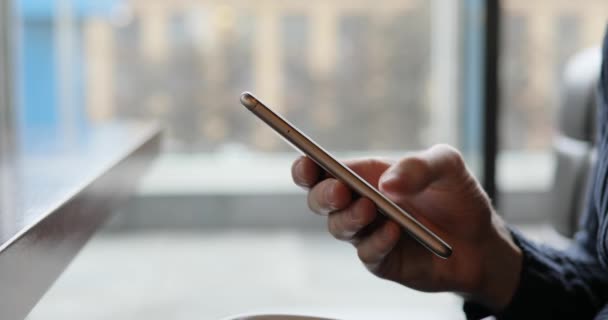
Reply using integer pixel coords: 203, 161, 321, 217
294, 159, 304, 176
293, 160, 310, 188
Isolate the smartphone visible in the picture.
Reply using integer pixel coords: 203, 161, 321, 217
240, 92, 452, 259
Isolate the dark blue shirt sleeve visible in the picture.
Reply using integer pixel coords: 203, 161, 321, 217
464, 26, 608, 320
464, 193, 608, 319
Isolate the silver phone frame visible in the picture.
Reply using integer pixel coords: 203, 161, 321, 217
240, 92, 452, 259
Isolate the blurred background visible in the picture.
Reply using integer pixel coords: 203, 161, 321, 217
0, 0, 607, 319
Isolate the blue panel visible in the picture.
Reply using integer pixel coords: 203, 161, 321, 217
72, 0, 122, 17
19, 20, 57, 127
16, 0, 120, 151
15, 0, 55, 151
19, 0, 56, 20
20, 0, 121, 19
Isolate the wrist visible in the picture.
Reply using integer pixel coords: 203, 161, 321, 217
471, 216, 523, 311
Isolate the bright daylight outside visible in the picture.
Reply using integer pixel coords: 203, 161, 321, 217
6, 0, 606, 319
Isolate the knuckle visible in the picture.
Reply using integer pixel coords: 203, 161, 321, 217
432, 144, 465, 170
357, 247, 375, 265
327, 215, 348, 240
327, 214, 355, 241
306, 179, 336, 214
366, 158, 384, 168
362, 157, 385, 175
432, 143, 458, 155
376, 225, 396, 248
432, 143, 457, 157
407, 156, 429, 171
398, 155, 431, 177
447, 152, 465, 171
370, 233, 386, 252
354, 198, 375, 223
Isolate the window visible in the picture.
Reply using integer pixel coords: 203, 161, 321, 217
20, 0, 486, 318
103, 2, 454, 154
0, 1, 14, 151
12, 0, 485, 194
498, 0, 608, 221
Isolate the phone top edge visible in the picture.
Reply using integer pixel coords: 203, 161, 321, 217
240, 92, 258, 110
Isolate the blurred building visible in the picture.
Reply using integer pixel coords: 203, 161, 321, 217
84, 0, 431, 153
501, 0, 608, 150
75, 0, 608, 152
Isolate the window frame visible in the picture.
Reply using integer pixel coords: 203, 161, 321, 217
482, 0, 501, 202
0, 0, 15, 155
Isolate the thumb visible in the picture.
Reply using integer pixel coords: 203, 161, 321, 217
378, 144, 465, 198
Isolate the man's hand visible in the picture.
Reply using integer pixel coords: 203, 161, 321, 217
291, 144, 523, 311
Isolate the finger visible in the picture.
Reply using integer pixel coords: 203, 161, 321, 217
356, 221, 401, 268
293, 156, 392, 188
327, 198, 377, 241
342, 158, 393, 186
292, 156, 322, 189
378, 144, 465, 197
307, 178, 352, 215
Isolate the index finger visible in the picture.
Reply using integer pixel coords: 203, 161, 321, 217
292, 156, 393, 189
